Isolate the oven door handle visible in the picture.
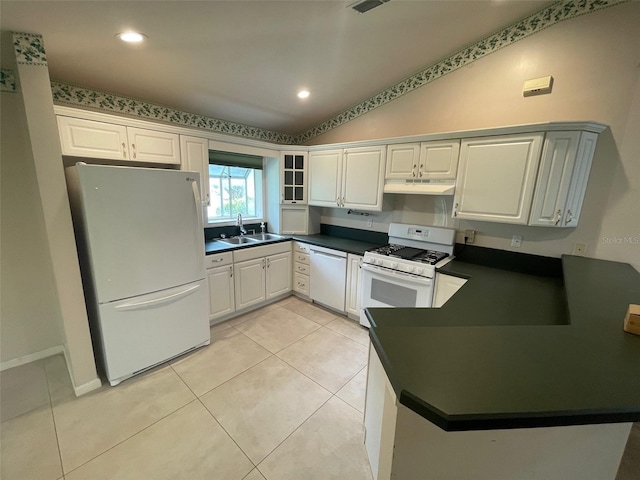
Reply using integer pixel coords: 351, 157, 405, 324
361, 263, 433, 285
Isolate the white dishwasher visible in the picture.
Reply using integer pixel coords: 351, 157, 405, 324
309, 244, 347, 313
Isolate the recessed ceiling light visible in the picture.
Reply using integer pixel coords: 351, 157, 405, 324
117, 31, 147, 43
297, 90, 310, 99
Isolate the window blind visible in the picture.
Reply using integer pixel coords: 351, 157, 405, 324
208, 150, 263, 170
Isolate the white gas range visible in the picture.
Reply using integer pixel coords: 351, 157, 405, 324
359, 223, 456, 327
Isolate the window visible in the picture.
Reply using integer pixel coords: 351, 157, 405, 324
207, 151, 263, 224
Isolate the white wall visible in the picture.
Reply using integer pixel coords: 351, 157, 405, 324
311, 3, 640, 269
0, 91, 66, 365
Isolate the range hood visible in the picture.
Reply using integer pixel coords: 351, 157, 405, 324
383, 180, 455, 195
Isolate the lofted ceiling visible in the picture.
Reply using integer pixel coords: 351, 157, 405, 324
1, 0, 554, 136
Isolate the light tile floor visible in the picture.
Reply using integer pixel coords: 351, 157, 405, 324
3, 295, 638, 480
0, 296, 373, 480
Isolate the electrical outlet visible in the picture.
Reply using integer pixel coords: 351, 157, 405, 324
465, 229, 476, 244
511, 235, 523, 248
367, 218, 373, 228
573, 243, 587, 256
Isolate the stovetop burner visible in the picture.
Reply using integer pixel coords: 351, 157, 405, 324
369, 244, 449, 265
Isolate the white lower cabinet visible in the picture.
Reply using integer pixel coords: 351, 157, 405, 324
234, 257, 267, 311
205, 252, 235, 323
292, 242, 311, 297
345, 253, 363, 318
266, 251, 292, 300
433, 273, 467, 308
233, 242, 292, 311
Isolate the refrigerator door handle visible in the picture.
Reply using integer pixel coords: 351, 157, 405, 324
114, 284, 201, 311
190, 178, 203, 231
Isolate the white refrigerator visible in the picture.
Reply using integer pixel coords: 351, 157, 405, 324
66, 163, 210, 386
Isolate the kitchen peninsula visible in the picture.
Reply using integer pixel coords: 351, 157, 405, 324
364, 250, 640, 480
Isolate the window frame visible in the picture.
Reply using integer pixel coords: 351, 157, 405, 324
205, 160, 265, 227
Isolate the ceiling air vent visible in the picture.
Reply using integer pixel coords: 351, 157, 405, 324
350, 0, 390, 14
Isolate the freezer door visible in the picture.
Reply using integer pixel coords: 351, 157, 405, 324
76, 164, 205, 303
96, 279, 209, 385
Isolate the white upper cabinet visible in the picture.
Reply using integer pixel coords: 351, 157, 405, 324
309, 146, 385, 211
126, 127, 180, 164
453, 133, 544, 225
281, 152, 308, 204
57, 116, 129, 161
418, 140, 460, 180
385, 141, 459, 180
57, 116, 180, 164
342, 146, 386, 210
180, 135, 210, 207
385, 143, 420, 179
530, 131, 598, 228
308, 149, 343, 207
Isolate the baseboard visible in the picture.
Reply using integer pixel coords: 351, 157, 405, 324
0, 345, 65, 371
62, 346, 102, 396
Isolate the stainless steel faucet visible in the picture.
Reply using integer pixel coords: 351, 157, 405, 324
236, 213, 247, 235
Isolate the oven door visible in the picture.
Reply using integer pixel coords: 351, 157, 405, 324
359, 263, 434, 327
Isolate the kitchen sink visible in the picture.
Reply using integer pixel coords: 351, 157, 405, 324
218, 236, 260, 245
246, 233, 284, 241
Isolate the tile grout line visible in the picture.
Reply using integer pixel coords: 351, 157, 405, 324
43, 359, 66, 480
61, 398, 200, 476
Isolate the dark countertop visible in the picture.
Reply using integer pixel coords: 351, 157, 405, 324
291, 234, 383, 256
367, 254, 640, 431
205, 233, 383, 256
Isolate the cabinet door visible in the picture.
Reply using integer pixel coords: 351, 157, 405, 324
234, 258, 266, 310
529, 132, 580, 226
127, 127, 180, 164
282, 152, 307, 204
386, 144, 419, 179
266, 252, 292, 299
342, 146, 386, 211
453, 133, 544, 225
345, 254, 363, 317
419, 140, 460, 180
308, 150, 343, 207
562, 132, 598, 227
281, 206, 309, 234
207, 265, 235, 321
57, 116, 129, 160
433, 273, 467, 308
180, 135, 210, 207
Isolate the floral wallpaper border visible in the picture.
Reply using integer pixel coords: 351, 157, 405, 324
13, 32, 48, 66
296, 0, 629, 143
50, 82, 297, 145
49, 0, 627, 145
1, 69, 16, 93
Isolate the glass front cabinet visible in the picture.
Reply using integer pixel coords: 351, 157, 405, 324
281, 152, 308, 204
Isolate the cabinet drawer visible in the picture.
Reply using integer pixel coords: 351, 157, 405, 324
294, 262, 310, 275
205, 252, 233, 269
294, 272, 309, 295
293, 241, 310, 254
294, 252, 310, 264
